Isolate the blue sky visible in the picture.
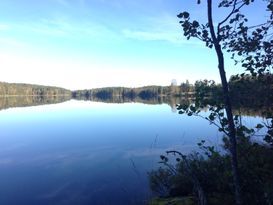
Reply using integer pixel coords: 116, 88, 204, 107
0, 0, 268, 89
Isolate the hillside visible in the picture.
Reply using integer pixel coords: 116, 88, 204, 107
0, 82, 71, 96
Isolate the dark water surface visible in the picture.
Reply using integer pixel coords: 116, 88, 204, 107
0, 100, 262, 205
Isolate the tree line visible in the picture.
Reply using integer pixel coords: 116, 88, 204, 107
0, 82, 71, 97
194, 74, 273, 115
1, 74, 272, 114
72, 74, 273, 110
72, 84, 195, 101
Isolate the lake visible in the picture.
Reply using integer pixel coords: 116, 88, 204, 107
0, 98, 263, 205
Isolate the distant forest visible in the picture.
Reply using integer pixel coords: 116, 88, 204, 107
72, 74, 273, 106
194, 74, 273, 111
0, 82, 71, 96
72, 84, 195, 101
1, 74, 272, 112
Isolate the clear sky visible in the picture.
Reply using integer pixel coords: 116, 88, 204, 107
0, 0, 268, 90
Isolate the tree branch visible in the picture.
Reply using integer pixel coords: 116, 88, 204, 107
218, 0, 238, 31
217, 0, 247, 38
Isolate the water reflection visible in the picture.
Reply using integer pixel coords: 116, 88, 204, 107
0, 95, 194, 114
1, 95, 271, 117
0, 95, 71, 111
74, 94, 194, 112
0, 98, 266, 205
0, 101, 216, 205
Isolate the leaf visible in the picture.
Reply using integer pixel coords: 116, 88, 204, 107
256, 124, 264, 129
209, 115, 215, 121
192, 20, 199, 27
183, 12, 190, 18
177, 13, 184, 18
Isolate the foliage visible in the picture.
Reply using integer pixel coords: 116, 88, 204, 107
150, 81, 273, 204
177, 2, 272, 202
177, 0, 273, 75
229, 73, 273, 110
149, 197, 195, 205
0, 82, 71, 97
194, 80, 222, 103
193, 74, 273, 116
149, 132, 273, 205
264, 119, 273, 146
72, 85, 196, 101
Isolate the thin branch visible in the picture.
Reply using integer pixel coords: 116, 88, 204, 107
160, 162, 178, 175
248, 22, 270, 30
217, 0, 247, 38
194, 112, 230, 136
218, 0, 238, 32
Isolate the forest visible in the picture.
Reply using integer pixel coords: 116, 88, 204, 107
72, 84, 195, 100
73, 74, 273, 112
0, 82, 71, 97
1, 74, 272, 115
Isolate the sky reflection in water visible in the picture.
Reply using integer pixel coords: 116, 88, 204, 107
0, 100, 261, 205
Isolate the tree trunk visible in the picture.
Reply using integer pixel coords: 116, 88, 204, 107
207, 0, 241, 204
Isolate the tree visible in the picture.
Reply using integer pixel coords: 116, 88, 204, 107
177, 1, 272, 204
149, 129, 273, 205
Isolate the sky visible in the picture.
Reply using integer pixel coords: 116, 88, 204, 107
0, 0, 269, 90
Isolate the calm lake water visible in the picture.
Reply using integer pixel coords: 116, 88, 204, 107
0, 99, 262, 205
